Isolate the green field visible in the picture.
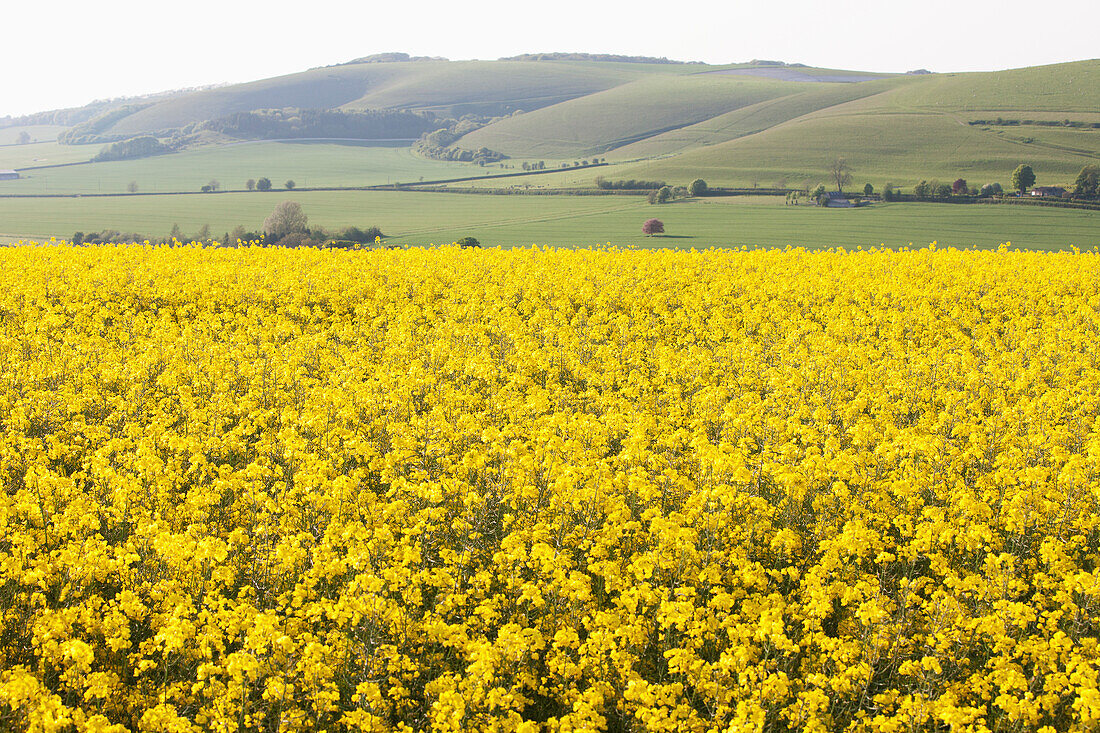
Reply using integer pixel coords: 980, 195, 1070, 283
610, 112, 1099, 190
0, 140, 95, 170
2, 192, 1096, 250
0, 141, 505, 195
0, 125, 68, 145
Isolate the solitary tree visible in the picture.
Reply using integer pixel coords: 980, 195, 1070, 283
246, 179, 257, 191
689, 178, 708, 197
642, 218, 664, 236
285, 180, 296, 190
127, 181, 139, 193
256, 177, 272, 191
16, 131, 30, 145
263, 201, 308, 240
1011, 164, 1035, 193
830, 157, 853, 192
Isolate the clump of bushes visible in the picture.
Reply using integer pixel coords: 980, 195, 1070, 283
596, 177, 666, 190
92, 136, 173, 162
71, 230, 152, 245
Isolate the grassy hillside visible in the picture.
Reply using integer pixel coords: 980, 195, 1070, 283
610, 60, 1100, 189
1, 191, 1097, 251
343, 61, 658, 115
612, 111, 1097, 189
608, 78, 912, 157
456, 75, 817, 157
879, 60, 1100, 114
102, 61, 651, 137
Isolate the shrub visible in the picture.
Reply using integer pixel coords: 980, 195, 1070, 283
263, 201, 308, 239
338, 226, 384, 244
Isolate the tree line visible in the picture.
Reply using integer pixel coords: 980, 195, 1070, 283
192, 108, 438, 140
70, 202, 384, 249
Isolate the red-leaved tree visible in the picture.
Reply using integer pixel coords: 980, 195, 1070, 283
642, 218, 664, 236
952, 178, 968, 195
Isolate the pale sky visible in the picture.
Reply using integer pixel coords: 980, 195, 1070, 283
3, 0, 1097, 118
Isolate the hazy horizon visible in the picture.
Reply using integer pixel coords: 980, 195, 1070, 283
4, 0, 1098, 118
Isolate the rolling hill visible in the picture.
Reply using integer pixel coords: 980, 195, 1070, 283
606, 60, 1100, 188
1, 56, 1097, 193
77, 61, 662, 139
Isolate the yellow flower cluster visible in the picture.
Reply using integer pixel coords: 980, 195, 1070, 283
1, 243, 1099, 732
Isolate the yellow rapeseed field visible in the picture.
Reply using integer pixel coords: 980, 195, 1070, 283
1, 244, 1099, 732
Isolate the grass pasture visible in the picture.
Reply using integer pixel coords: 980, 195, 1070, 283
0, 140, 96, 170
2, 192, 1097, 251
0, 124, 68, 145
885, 61, 1100, 113
609, 78, 910, 158
457, 75, 812, 158
612, 109, 1100, 190
0, 141, 502, 195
